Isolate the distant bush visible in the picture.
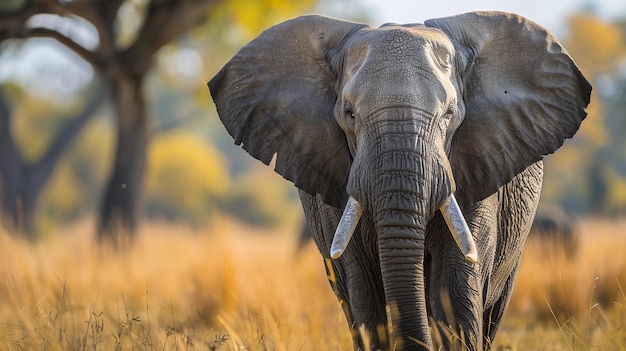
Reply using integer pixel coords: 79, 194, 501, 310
144, 131, 230, 226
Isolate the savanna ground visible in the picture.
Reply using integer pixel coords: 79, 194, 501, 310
0, 216, 625, 351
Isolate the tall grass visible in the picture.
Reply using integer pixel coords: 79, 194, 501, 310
0, 217, 350, 350
501, 217, 626, 350
0, 216, 624, 350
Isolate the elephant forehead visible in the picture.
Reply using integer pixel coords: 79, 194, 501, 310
381, 31, 423, 62
364, 26, 451, 65
348, 68, 448, 116
341, 27, 454, 114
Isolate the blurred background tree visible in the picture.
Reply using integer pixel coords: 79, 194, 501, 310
0, 0, 230, 239
0, 1, 624, 239
144, 131, 230, 226
541, 12, 626, 216
0, 80, 106, 237
0, 0, 342, 238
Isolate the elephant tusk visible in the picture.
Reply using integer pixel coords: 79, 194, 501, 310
330, 196, 363, 259
440, 195, 478, 263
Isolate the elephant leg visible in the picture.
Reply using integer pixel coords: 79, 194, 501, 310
327, 250, 388, 350
426, 196, 500, 351
426, 218, 484, 350
482, 265, 518, 347
322, 257, 360, 349
339, 210, 387, 349
299, 191, 387, 350
481, 161, 543, 347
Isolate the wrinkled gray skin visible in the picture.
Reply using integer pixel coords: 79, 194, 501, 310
209, 12, 591, 351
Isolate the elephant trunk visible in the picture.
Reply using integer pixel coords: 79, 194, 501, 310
374, 161, 443, 350
351, 121, 454, 350
326, 104, 463, 348
378, 221, 430, 350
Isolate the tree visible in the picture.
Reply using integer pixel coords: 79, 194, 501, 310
0, 82, 105, 237
144, 131, 230, 226
542, 12, 626, 215
0, 0, 326, 238
0, 0, 222, 239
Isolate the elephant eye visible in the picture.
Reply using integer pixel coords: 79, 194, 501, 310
344, 106, 356, 130
344, 103, 355, 120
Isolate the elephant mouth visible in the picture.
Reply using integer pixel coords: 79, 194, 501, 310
330, 194, 478, 263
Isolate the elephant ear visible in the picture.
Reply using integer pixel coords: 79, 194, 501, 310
425, 12, 591, 206
209, 16, 367, 208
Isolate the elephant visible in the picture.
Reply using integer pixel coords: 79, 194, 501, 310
208, 11, 591, 351
529, 206, 580, 259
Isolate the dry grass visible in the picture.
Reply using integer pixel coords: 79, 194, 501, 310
500, 217, 626, 350
0, 216, 625, 350
0, 217, 351, 351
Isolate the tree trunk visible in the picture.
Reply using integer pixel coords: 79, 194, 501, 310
0, 164, 38, 237
98, 74, 148, 240
0, 86, 104, 238
0, 94, 20, 231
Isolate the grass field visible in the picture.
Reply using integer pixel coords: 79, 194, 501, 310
0, 216, 625, 350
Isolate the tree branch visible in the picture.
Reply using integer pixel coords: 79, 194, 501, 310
88, 0, 123, 59
47, 0, 120, 60
0, 0, 73, 39
0, 0, 116, 67
21, 26, 103, 68
123, 0, 218, 71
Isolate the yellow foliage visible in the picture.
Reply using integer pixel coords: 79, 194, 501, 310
11, 99, 66, 163
33, 116, 113, 232
541, 143, 594, 204
565, 13, 626, 77
68, 117, 115, 184
10, 90, 112, 168
605, 166, 626, 210
576, 97, 608, 148
145, 131, 230, 221
228, 162, 303, 228
561, 13, 626, 149
209, 0, 318, 42
39, 159, 83, 218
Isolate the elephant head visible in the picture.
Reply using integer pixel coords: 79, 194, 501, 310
209, 12, 590, 350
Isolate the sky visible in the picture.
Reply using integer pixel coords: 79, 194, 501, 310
328, 0, 626, 36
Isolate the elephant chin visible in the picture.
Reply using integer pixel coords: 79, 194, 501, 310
330, 194, 478, 263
